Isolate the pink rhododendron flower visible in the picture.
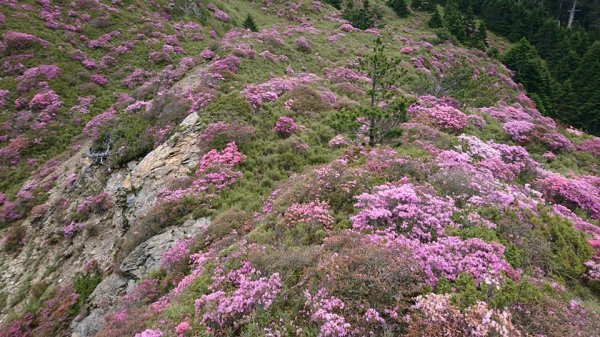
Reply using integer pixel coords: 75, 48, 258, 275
274, 116, 299, 136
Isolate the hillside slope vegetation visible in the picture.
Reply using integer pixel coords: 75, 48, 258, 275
0, 1, 599, 336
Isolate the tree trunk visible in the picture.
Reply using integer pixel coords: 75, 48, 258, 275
567, 0, 577, 29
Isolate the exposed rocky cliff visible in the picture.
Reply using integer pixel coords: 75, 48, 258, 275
0, 110, 205, 322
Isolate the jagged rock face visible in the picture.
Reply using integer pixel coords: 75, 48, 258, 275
0, 112, 203, 322
120, 218, 209, 282
71, 218, 209, 337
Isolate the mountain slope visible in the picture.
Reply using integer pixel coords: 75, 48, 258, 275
0, 1, 599, 336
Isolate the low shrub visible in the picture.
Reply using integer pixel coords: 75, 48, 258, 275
145, 92, 192, 126
283, 86, 331, 114
511, 295, 600, 337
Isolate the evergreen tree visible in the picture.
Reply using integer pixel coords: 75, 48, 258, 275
462, 6, 477, 40
456, 0, 473, 12
387, 0, 410, 17
324, 0, 343, 9
242, 14, 258, 32
334, 38, 408, 146
570, 41, 600, 134
411, 0, 423, 10
412, 0, 435, 12
428, 9, 443, 28
444, 2, 466, 42
473, 21, 488, 49
342, 0, 375, 30
501, 39, 556, 114
421, 0, 436, 12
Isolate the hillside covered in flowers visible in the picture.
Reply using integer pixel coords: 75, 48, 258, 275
1, 1, 600, 336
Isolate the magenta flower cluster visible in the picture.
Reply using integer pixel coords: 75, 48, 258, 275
76, 191, 113, 218
351, 182, 456, 241
408, 96, 468, 132
134, 329, 163, 337
90, 74, 108, 86
406, 293, 518, 336
157, 142, 245, 203
411, 236, 512, 286
242, 73, 320, 108
161, 239, 191, 270
536, 172, 600, 220
207, 3, 229, 22
3, 31, 49, 49
83, 108, 116, 137
324, 67, 371, 83
194, 261, 282, 330
480, 101, 574, 151
304, 288, 351, 337
502, 121, 535, 143
274, 116, 299, 136
284, 200, 335, 230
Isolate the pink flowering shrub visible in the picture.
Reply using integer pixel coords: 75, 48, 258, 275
0, 89, 9, 107
0, 313, 34, 337
199, 48, 215, 60
174, 321, 191, 336
458, 134, 539, 182
198, 122, 255, 151
467, 114, 486, 128
552, 204, 600, 240
503, 121, 535, 143
351, 182, 456, 241
410, 236, 512, 286
83, 108, 116, 137
577, 137, 600, 156
134, 329, 163, 337
309, 233, 426, 335
207, 3, 229, 22
242, 74, 319, 108
88, 31, 120, 49
542, 151, 556, 161
30, 284, 79, 336
304, 288, 351, 337
125, 100, 150, 114
157, 142, 245, 203
584, 259, 600, 282
82, 59, 97, 69
0, 136, 28, 165
3, 31, 49, 49
340, 23, 356, 32
76, 191, 113, 219
536, 172, 600, 220
196, 142, 245, 174
64, 221, 84, 238
274, 116, 299, 136
187, 92, 214, 112
90, 74, 108, 86
408, 96, 468, 132
328, 134, 349, 148
122, 68, 151, 89
161, 239, 191, 270
324, 67, 371, 83
405, 293, 520, 336
211, 55, 241, 74
29, 90, 60, 110
259, 50, 278, 63
480, 102, 575, 151
284, 200, 335, 230
400, 46, 415, 54
296, 37, 311, 52
194, 261, 281, 331
15, 65, 60, 94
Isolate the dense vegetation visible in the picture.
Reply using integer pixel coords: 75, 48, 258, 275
0, 1, 599, 337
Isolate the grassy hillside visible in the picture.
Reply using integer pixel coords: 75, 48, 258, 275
1, 1, 600, 336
